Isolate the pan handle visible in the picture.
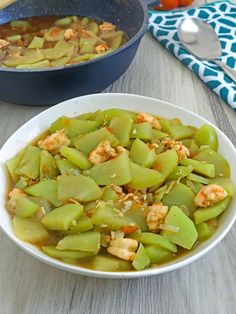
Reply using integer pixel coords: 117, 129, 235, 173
146, 0, 160, 8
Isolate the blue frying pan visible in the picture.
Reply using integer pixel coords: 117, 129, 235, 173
0, 0, 158, 105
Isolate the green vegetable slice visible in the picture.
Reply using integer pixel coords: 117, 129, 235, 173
194, 197, 231, 224
129, 138, 157, 168
91, 204, 131, 230
145, 245, 174, 264
63, 216, 93, 234
15, 146, 41, 180
90, 152, 132, 186
60, 146, 91, 170
196, 223, 215, 241
153, 150, 178, 180
92, 255, 131, 271
130, 232, 177, 253
194, 125, 218, 151
110, 111, 133, 147
74, 127, 119, 155
194, 148, 230, 178
13, 216, 48, 243
28, 36, 44, 49
132, 243, 150, 271
130, 123, 153, 140
4, 50, 44, 67
40, 150, 58, 179
42, 203, 84, 230
180, 158, 215, 178
162, 183, 196, 216
161, 206, 198, 250
128, 163, 163, 189
25, 179, 62, 207
56, 231, 101, 253
14, 196, 40, 218
42, 246, 94, 259
57, 175, 102, 202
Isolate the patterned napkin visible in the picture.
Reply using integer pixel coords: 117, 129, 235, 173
148, 1, 236, 110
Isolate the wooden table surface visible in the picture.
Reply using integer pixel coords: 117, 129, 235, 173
0, 1, 236, 313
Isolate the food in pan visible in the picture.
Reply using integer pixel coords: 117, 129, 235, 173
0, 16, 126, 69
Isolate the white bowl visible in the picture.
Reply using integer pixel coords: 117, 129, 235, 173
0, 93, 236, 279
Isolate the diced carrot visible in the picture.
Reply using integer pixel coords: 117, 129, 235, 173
120, 225, 139, 235
50, 27, 62, 37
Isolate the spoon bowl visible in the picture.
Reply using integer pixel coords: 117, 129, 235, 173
178, 18, 221, 60
178, 18, 236, 83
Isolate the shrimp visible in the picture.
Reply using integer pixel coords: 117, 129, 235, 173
99, 22, 116, 32
88, 140, 117, 165
64, 29, 78, 41
162, 139, 190, 160
95, 43, 109, 54
194, 184, 228, 208
107, 238, 138, 261
136, 112, 161, 130
38, 129, 70, 153
146, 202, 168, 233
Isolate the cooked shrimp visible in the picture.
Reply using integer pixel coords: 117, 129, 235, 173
116, 146, 126, 154
146, 203, 168, 233
107, 238, 138, 261
95, 43, 109, 54
38, 129, 70, 153
194, 184, 228, 208
99, 22, 116, 32
89, 140, 117, 165
136, 112, 161, 130
0, 39, 9, 49
7, 188, 26, 214
162, 139, 190, 160
64, 29, 78, 41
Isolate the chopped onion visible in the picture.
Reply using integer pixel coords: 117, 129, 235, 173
159, 224, 180, 233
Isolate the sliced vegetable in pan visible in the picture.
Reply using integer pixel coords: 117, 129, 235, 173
0, 15, 127, 69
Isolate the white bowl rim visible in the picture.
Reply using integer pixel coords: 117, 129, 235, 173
0, 92, 236, 279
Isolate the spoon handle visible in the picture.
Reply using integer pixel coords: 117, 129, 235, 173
213, 59, 236, 84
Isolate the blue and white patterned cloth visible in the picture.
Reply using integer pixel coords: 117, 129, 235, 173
148, 0, 236, 110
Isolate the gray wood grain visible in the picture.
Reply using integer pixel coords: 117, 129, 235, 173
0, 1, 236, 313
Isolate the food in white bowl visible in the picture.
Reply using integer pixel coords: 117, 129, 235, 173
0, 93, 235, 278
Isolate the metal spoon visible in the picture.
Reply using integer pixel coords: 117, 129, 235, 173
177, 18, 236, 84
